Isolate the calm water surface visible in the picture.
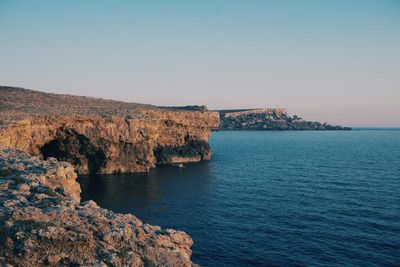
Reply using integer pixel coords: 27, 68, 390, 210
79, 130, 400, 266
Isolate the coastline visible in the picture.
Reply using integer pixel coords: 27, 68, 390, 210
0, 86, 356, 265
0, 86, 219, 265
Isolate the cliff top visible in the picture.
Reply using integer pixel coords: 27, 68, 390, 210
0, 86, 155, 117
0, 86, 211, 126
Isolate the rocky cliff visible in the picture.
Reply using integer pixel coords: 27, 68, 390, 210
0, 149, 195, 266
218, 108, 350, 130
0, 86, 220, 174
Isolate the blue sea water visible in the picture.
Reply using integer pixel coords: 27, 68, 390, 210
78, 130, 400, 266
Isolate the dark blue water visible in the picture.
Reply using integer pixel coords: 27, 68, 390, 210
78, 130, 400, 266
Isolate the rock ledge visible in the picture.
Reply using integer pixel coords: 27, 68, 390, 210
0, 149, 195, 266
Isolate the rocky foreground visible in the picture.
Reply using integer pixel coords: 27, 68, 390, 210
218, 109, 351, 130
0, 86, 220, 174
0, 149, 195, 266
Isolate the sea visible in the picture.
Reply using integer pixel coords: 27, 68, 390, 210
78, 129, 400, 266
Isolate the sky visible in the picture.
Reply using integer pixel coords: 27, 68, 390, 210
0, 0, 399, 127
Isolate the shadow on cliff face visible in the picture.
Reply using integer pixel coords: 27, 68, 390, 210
154, 137, 211, 164
40, 128, 106, 174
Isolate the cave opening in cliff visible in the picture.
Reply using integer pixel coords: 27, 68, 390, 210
153, 137, 212, 164
40, 128, 106, 173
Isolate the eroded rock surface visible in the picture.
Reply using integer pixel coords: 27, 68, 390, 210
0, 149, 195, 266
0, 86, 220, 174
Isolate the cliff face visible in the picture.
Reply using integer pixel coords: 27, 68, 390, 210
218, 108, 350, 130
0, 87, 220, 174
0, 87, 215, 265
0, 149, 195, 266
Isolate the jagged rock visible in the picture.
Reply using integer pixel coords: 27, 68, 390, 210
0, 149, 196, 266
0, 86, 220, 174
217, 108, 351, 130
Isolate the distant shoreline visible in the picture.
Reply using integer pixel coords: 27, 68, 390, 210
216, 108, 351, 131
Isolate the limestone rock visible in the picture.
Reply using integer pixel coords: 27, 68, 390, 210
0, 86, 220, 174
0, 149, 196, 266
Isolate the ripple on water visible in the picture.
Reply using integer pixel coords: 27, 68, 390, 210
79, 130, 400, 266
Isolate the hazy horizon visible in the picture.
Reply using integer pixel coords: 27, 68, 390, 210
1, 0, 399, 127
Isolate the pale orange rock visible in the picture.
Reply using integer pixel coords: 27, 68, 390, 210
0, 86, 220, 174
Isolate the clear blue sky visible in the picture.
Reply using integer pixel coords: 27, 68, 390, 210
1, 0, 399, 126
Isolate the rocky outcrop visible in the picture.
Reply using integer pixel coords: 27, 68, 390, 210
217, 108, 351, 130
0, 149, 195, 266
0, 87, 220, 174
0, 87, 206, 265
